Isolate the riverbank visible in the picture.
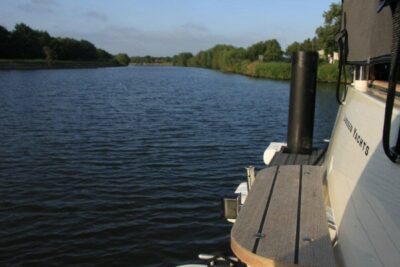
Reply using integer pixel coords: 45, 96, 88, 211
243, 61, 344, 83
0, 59, 125, 70
130, 63, 172, 66
187, 61, 346, 83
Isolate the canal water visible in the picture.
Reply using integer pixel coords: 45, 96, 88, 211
0, 66, 337, 266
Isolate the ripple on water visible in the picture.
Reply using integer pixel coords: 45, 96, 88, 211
0, 67, 337, 266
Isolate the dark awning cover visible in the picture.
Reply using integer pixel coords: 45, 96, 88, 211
344, 0, 392, 64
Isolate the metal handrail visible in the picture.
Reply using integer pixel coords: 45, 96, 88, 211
381, 1, 400, 163
335, 11, 349, 105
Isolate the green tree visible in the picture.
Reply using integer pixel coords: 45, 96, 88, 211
0, 25, 11, 58
42, 46, 57, 63
51, 38, 97, 61
96, 48, 112, 61
11, 23, 42, 59
143, 55, 152, 63
130, 56, 172, 65
130, 56, 142, 64
115, 53, 130, 65
0, 22, 116, 61
224, 47, 247, 71
286, 37, 318, 57
315, 2, 341, 54
286, 41, 302, 57
201, 50, 213, 68
301, 38, 316, 52
78, 40, 97, 60
172, 52, 193, 66
247, 41, 266, 61
207, 44, 234, 70
264, 39, 283, 61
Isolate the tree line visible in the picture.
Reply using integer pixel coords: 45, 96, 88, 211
172, 40, 286, 71
1, 2, 340, 70
172, 2, 341, 71
0, 23, 130, 65
130, 56, 172, 65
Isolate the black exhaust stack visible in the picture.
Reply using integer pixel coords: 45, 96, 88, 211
287, 51, 318, 154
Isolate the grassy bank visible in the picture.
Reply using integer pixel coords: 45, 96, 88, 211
0, 59, 125, 70
130, 63, 173, 66
245, 61, 292, 80
224, 61, 346, 83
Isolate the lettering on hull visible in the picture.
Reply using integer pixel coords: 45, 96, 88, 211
343, 116, 370, 156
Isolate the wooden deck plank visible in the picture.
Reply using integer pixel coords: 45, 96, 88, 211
285, 153, 298, 165
299, 166, 335, 267
309, 149, 326, 165
256, 165, 301, 264
296, 154, 311, 165
231, 165, 334, 266
231, 167, 278, 252
270, 148, 326, 167
270, 152, 289, 166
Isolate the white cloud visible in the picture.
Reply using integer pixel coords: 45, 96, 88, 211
61, 22, 288, 57
180, 23, 208, 33
85, 11, 108, 22
18, 0, 57, 13
76, 24, 226, 56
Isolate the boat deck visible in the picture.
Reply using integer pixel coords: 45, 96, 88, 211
268, 148, 326, 166
231, 149, 334, 266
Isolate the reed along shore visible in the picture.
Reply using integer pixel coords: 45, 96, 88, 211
0, 59, 125, 70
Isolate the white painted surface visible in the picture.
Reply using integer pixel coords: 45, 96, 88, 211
234, 182, 248, 205
325, 86, 400, 267
263, 142, 286, 165
354, 80, 368, 92
227, 182, 249, 223
333, 52, 339, 61
234, 182, 248, 194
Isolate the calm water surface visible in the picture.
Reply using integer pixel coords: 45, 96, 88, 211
0, 66, 337, 266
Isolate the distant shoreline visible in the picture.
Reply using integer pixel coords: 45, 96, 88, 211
130, 63, 172, 66
172, 62, 345, 83
0, 59, 126, 70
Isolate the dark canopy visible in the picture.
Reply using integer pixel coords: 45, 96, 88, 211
343, 0, 393, 64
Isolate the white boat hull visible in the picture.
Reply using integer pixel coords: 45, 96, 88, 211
325, 85, 400, 267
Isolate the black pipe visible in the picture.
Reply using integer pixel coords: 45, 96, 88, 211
382, 2, 400, 163
396, 126, 400, 153
287, 51, 319, 154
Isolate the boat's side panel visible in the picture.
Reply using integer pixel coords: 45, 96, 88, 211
325, 86, 400, 267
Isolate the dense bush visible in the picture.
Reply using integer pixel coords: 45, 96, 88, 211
253, 62, 342, 82
317, 63, 340, 82
171, 39, 344, 83
172, 52, 193, 66
240, 61, 342, 82
254, 62, 291, 80
114, 53, 130, 66
131, 55, 172, 64
169, 3, 346, 83
0, 23, 122, 64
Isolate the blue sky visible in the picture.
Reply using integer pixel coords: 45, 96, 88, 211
0, 0, 338, 56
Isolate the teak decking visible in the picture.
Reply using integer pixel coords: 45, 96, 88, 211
268, 149, 327, 166
231, 165, 335, 267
